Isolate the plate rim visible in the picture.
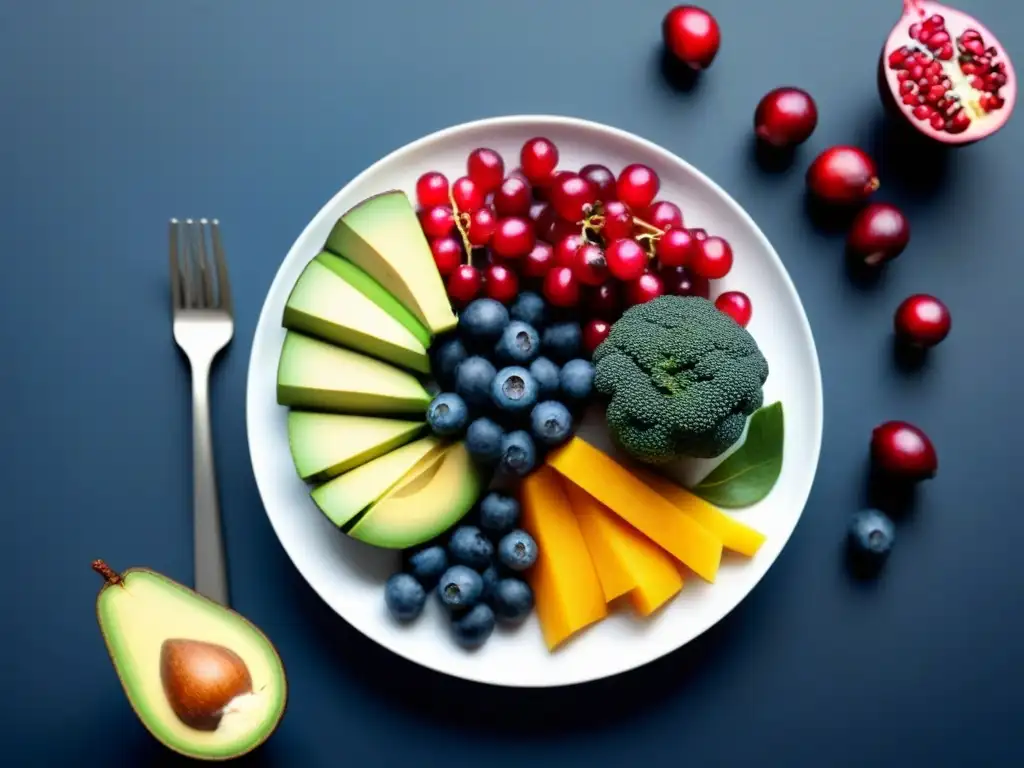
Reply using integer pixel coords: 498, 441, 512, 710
245, 113, 824, 688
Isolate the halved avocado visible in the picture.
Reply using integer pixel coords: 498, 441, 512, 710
347, 441, 485, 550
92, 561, 287, 761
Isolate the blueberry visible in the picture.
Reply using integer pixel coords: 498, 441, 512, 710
480, 565, 500, 603
479, 491, 520, 538
436, 565, 484, 612
451, 603, 496, 649
432, 337, 468, 389
542, 321, 582, 363
530, 400, 573, 447
465, 417, 504, 465
529, 356, 561, 399
455, 356, 497, 408
405, 545, 448, 589
560, 359, 595, 401
448, 525, 494, 571
491, 366, 539, 415
384, 573, 426, 622
499, 430, 537, 477
509, 291, 547, 329
497, 529, 538, 572
426, 392, 469, 437
847, 509, 895, 559
494, 321, 541, 365
491, 578, 535, 623
458, 298, 509, 349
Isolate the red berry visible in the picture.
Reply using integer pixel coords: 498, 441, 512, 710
587, 281, 622, 319
646, 200, 684, 231
447, 264, 482, 305
543, 266, 581, 307
617, 164, 660, 211
605, 238, 648, 281
689, 227, 708, 241
483, 263, 519, 304
429, 236, 462, 277
661, 265, 710, 298
655, 228, 696, 267
715, 291, 753, 327
894, 294, 951, 348
847, 203, 910, 266
467, 148, 505, 194
493, 175, 533, 217
545, 215, 580, 245
452, 176, 485, 212
528, 201, 549, 224
553, 234, 587, 268
534, 205, 557, 243
582, 319, 612, 354
806, 146, 879, 205
626, 272, 665, 306
467, 206, 498, 247
662, 5, 721, 70
520, 137, 559, 186
415, 171, 449, 209
871, 420, 937, 482
491, 217, 536, 259
602, 200, 634, 240
579, 164, 617, 202
521, 241, 555, 279
690, 236, 733, 279
573, 243, 609, 286
549, 173, 597, 223
754, 87, 819, 148
420, 205, 455, 238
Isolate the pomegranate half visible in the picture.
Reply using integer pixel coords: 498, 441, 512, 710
879, 0, 1016, 144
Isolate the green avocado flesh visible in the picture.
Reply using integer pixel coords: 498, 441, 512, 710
310, 436, 444, 528
276, 332, 430, 416
287, 411, 426, 483
95, 569, 286, 761
324, 191, 457, 337
347, 441, 484, 550
282, 255, 430, 374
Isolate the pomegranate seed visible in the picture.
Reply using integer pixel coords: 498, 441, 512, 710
927, 84, 947, 102
430, 236, 462, 277
572, 243, 610, 286
553, 234, 586, 268
988, 95, 1005, 111
447, 265, 482, 305
548, 173, 597, 223
918, 29, 933, 45
900, 80, 916, 95
888, 47, 909, 67
948, 110, 971, 133
520, 137, 559, 186
969, 75, 986, 90
961, 61, 978, 75
467, 206, 498, 247
483, 263, 519, 304
625, 272, 665, 307
452, 176, 484, 212
467, 148, 505, 194
616, 164, 660, 211
582, 319, 611, 355
897, 70, 911, 82
420, 205, 455, 238
601, 200, 634, 240
690, 236, 734, 279
924, 14, 944, 30
916, 77, 931, 89
909, 64, 925, 80
715, 291, 753, 327
962, 38, 985, 56
579, 164, 617, 202
909, 23, 922, 40
491, 217, 536, 259
605, 238, 648, 281
987, 72, 1008, 89
930, 113, 946, 130
416, 171, 449, 209
913, 104, 932, 120
646, 200, 684, 231
655, 228, 696, 268
961, 28, 981, 41
542, 266, 580, 308
928, 31, 950, 48
936, 44, 954, 60
493, 175, 533, 217
521, 241, 555, 279
925, 60, 942, 76
587, 281, 622, 319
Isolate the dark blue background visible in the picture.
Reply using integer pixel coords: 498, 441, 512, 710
3, 0, 1022, 765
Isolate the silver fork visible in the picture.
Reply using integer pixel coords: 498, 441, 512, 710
169, 218, 234, 606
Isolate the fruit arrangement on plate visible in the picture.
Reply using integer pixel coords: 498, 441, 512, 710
274, 133, 786, 653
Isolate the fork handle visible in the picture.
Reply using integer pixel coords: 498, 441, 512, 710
190, 362, 230, 606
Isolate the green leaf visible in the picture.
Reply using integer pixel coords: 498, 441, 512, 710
692, 401, 784, 509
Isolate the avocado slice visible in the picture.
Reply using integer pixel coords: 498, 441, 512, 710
314, 252, 431, 349
287, 411, 426, 483
348, 441, 485, 550
92, 561, 286, 761
310, 436, 444, 528
283, 255, 430, 374
324, 191, 458, 337
276, 332, 430, 416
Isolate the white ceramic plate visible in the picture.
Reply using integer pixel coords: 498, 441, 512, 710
246, 115, 823, 688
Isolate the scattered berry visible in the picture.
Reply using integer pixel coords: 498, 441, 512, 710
847, 509, 895, 561
509, 291, 547, 329
452, 176, 485, 212
871, 420, 938, 482
427, 392, 470, 437
483, 263, 519, 304
451, 603, 496, 648
491, 366, 539, 414
494, 321, 541, 365
715, 291, 753, 327
490, 579, 535, 624
448, 526, 495, 571
521, 240, 556, 279
458, 298, 510, 348
579, 163, 617, 201
479, 491, 520, 538
847, 203, 910, 266
430, 236, 462, 277
437, 565, 484, 612
553, 233, 587, 268
543, 266, 581, 308
894, 294, 951, 348
432, 337, 468, 388
662, 5, 721, 70
447, 264, 482, 305
646, 200, 684, 231
655, 227, 696, 267
690, 236, 734, 279
587, 281, 623, 319
520, 137, 559, 186
454, 355, 498, 408
530, 400, 573, 446
661, 265, 710, 298
602, 200, 634, 240
466, 417, 504, 465
616, 164, 660, 211
405, 546, 448, 590
491, 217, 536, 259
499, 430, 537, 476
573, 243, 610, 286
549, 172, 597, 223
541, 321, 583, 362
497, 530, 538, 572
468, 206, 498, 247
806, 146, 879, 204
754, 87, 819, 148
467, 148, 505, 194
493, 175, 533, 217
605, 238, 648, 281
560, 359, 596, 400
529, 357, 561, 400
420, 205, 455, 238
582, 318, 611, 354
415, 171, 449, 209
626, 272, 665, 306
384, 573, 427, 622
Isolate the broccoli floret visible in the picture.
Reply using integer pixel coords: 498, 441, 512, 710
593, 296, 769, 462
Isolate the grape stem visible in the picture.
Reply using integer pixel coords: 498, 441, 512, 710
448, 192, 475, 264
581, 203, 665, 257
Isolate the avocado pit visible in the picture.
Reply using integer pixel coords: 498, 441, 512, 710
160, 638, 254, 731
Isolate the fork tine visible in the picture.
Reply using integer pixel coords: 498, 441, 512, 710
182, 219, 197, 307
169, 219, 183, 309
194, 218, 215, 308
210, 219, 232, 313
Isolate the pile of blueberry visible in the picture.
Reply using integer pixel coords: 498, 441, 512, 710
384, 491, 538, 649
427, 294, 595, 477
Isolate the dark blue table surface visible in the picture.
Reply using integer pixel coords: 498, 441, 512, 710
4, 1, 1024, 765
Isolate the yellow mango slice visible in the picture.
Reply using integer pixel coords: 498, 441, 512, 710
545, 438, 723, 583
632, 467, 767, 558
520, 466, 607, 651
564, 479, 684, 617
